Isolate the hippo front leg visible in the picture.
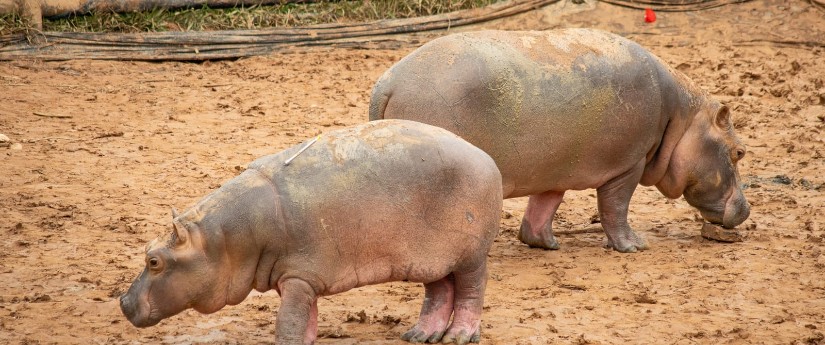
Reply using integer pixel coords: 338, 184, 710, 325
597, 160, 649, 253
518, 191, 565, 250
276, 279, 318, 345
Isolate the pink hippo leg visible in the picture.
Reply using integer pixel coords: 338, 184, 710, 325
401, 276, 455, 343
518, 190, 565, 250
442, 263, 487, 345
305, 299, 318, 345
597, 160, 649, 253
276, 279, 318, 345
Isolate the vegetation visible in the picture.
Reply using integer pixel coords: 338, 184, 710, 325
0, 0, 499, 34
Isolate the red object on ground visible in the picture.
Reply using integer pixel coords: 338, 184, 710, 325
644, 8, 656, 23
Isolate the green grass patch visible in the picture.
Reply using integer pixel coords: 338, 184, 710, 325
0, 0, 500, 34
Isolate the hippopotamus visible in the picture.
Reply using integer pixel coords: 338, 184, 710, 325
119, 120, 502, 345
369, 28, 750, 253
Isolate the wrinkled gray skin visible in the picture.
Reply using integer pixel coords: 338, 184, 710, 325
120, 120, 503, 345
370, 29, 750, 253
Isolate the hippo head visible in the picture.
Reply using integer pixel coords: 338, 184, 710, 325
657, 101, 750, 228
120, 218, 228, 328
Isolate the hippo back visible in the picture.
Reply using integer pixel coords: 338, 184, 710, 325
370, 29, 705, 198
248, 120, 503, 293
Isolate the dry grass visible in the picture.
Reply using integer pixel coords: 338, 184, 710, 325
0, 0, 499, 34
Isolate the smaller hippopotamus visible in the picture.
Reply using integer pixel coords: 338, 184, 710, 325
370, 28, 750, 252
119, 120, 503, 345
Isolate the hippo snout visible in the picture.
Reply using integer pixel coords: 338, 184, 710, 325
120, 293, 160, 327
722, 192, 750, 229
120, 292, 153, 328
120, 272, 160, 328
120, 293, 140, 326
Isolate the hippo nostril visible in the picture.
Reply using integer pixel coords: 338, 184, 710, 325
120, 293, 136, 316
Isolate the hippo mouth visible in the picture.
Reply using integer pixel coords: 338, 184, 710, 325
721, 191, 750, 228
697, 208, 725, 227
695, 192, 750, 229
120, 291, 160, 328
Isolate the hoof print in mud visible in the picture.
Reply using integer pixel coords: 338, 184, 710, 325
701, 222, 745, 243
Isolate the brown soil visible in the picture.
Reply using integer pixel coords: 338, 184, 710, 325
1, 1, 824, 344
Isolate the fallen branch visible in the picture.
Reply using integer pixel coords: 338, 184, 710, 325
94, 131, 124, 139
598, 0, 753, 11
201, 83, 236, 88
554, 226, 604, 235
25, 137, 78, 142
558, 283, 588, 291
0, 0, 774, 61
0, 0, 322, 29
0, 0, 560, 61
33, 111, 72, 118
735, 39, 825, 49
811, 0, 825, 13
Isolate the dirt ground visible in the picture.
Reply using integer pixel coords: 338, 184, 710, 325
1, 0, 824, 344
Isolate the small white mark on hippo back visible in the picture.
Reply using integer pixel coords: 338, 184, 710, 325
383, 142, 408, 154
328, 134, 403, 164
544, 31, 580, 53
331, 136, 365, 163
466, 211, 475, 224
369, 127, 394, 139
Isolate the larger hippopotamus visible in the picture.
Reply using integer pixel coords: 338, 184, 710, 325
119, 120, 503, 345
369, 28, 750, 253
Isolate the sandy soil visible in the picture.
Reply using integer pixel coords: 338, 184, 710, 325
1, 0, 824, 344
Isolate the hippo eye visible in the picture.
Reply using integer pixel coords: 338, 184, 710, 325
734, 148, 746, 161
148, 257, 160, 268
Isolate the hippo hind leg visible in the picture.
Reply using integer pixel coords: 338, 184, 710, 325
597, 160, 650, 253
441, 262, 486, 345
402, 276, 454, 343
518, 190, 565, 250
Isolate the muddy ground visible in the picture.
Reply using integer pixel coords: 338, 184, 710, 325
1, 0, 824, 344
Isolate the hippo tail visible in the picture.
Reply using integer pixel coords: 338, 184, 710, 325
368, 74, 391, 121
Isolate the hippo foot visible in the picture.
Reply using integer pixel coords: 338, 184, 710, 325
441, 327, 480, 345
401, 327, 446, 343
518, 220, 560, 250
604, 230, 649, 253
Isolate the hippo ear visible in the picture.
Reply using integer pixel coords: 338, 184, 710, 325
172, 221, 189, 246
714, 105, 731, 129
171, 208, 179, 219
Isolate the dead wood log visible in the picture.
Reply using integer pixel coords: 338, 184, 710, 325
0, 0, 319, 29
597, 0, 752, 11
0, 0, 559, 61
